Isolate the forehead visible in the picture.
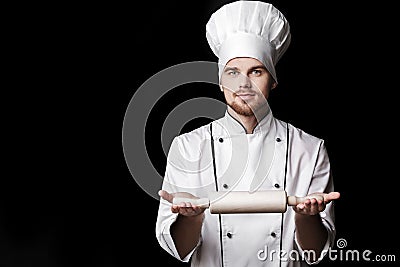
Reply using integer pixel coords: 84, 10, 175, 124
225, 57, 265, 68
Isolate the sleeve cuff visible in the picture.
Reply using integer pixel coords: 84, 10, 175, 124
159, 214, 202, 262
294, 219, 334, 265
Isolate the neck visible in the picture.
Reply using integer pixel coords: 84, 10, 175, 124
227, 106, 268, 134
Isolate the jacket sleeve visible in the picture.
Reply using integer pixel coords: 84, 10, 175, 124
294, 140, 337, 265
155, 136, 202, 262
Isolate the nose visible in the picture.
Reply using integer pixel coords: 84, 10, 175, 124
238, 74, 251, 89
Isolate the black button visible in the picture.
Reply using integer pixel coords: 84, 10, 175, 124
271, 232, 276, 238
274, 183, 280, 188
223, 184, 228, 189
219, 138, 224, 143
276, 138, 281, 142
227, 232, 232, 238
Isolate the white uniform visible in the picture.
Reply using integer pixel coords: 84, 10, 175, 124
156, 110, 336, 267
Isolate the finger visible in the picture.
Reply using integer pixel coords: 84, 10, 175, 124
172, 206, 189, 215
297, 203, 305, 210
193, 206, 202, 213
158, 190, 174, 203
178, 202, 187, 208
303, 201, 311, 211
318, 201, 326, 212
302, 199, 316, 215
192, 206, 199, 213
180, 207, 197, 216
171, 205, 179, 213
310, 200, 321, 214
317, 199, 324, 208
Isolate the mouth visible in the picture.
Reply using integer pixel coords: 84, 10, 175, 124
235, 93, 256, 101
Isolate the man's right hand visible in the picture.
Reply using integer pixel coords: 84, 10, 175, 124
158, 190, 206, 217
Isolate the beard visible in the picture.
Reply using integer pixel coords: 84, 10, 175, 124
228, 97, 268, 117
228, 101, 254, 116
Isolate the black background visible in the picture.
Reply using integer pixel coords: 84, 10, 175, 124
1, 0, 399, 266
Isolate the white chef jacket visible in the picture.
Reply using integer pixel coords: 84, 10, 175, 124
156, 109, 336, 267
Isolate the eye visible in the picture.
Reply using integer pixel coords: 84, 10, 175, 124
227, 70, 238, 76
251, 69, 262, 76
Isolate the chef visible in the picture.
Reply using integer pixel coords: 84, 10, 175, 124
155, 1, 340, 266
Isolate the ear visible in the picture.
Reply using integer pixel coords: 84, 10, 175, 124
219, 85, 224, 92
271, 82, 277, 90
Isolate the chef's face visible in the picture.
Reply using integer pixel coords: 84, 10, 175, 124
220, 57, 276, 117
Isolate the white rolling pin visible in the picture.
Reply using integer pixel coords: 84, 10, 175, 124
172, 190, 324, 213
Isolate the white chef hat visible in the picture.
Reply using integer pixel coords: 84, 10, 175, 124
206, 0, 291, 84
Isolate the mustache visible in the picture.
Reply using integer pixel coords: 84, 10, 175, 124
232, 90, 258, 95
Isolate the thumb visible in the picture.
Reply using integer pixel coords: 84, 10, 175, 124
158, 190, 174, 203
323, 192, 341, 203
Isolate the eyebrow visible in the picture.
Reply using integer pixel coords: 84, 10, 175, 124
224, 67, 239, 72
224, 65, 267, 72
250, 65, 267, 70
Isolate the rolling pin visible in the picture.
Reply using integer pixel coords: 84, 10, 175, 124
172, 190, 324, 213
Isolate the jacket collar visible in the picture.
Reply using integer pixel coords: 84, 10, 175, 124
223, 106, 274, 136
